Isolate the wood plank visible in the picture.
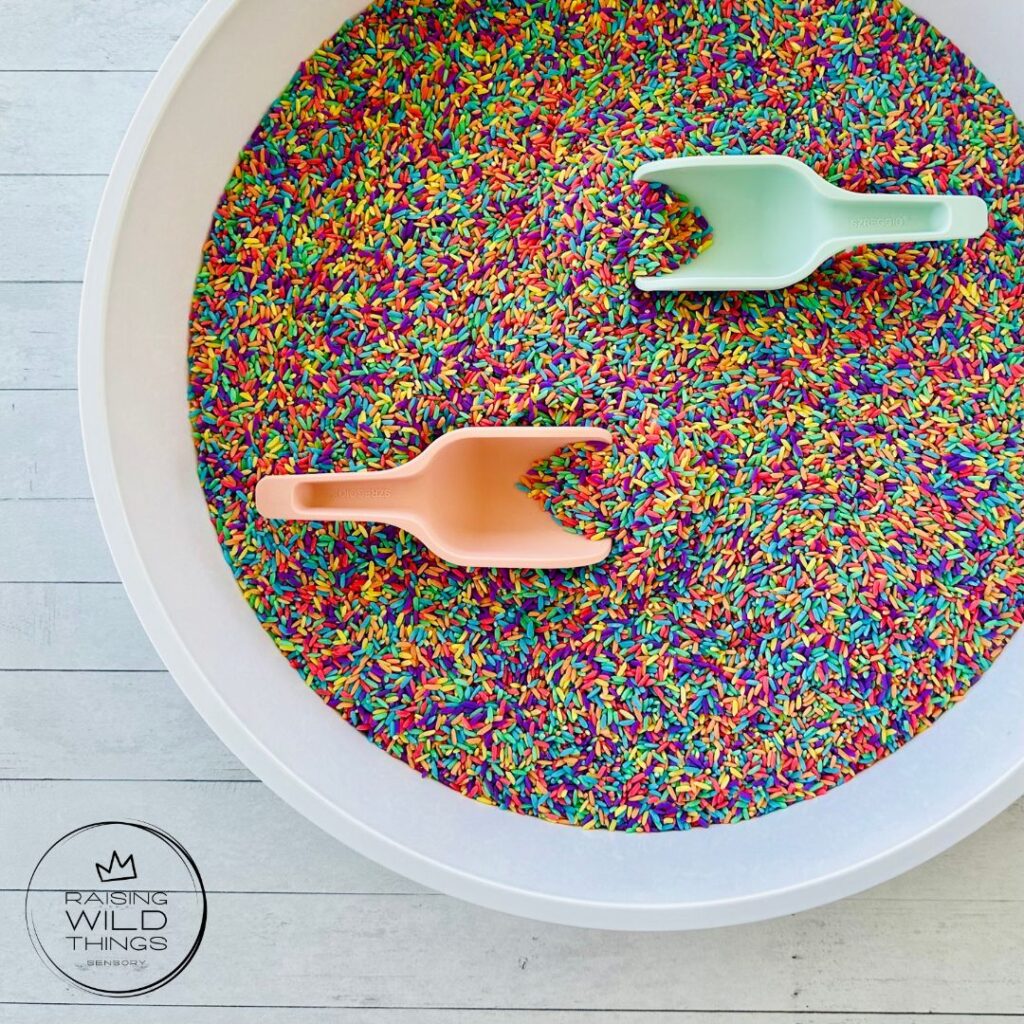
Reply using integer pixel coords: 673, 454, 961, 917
0, 780, 420, 896
1, 883, 1023, 1012
0, 175, 103, 282
0, 500, 115, 582
0, 283, 81, 389
0, 391, 91, 499
2, 1011, 1016, 1024
0, 583, 159, 670
0, 72, 152, 175
0, 671, 250, 780
0, 0, 205, 72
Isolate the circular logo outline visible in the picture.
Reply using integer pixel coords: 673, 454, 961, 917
25, 820, 207, 998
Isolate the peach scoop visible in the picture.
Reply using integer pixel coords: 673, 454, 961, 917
255, 426, 614, 569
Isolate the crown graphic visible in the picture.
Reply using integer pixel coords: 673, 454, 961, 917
96, 851, 137, 884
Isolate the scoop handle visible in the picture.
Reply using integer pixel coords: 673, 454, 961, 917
255, 470, 417, 523
828, 191, 988, 248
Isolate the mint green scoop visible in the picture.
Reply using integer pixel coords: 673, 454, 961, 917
634, 155, 988, 292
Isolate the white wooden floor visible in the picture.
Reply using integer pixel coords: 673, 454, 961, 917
2, 0, 1024, 1019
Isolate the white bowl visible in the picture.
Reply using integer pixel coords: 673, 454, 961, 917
80, 0, 1024, 929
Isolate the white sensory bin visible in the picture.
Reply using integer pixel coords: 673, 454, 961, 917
80, 0, 1024, 928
